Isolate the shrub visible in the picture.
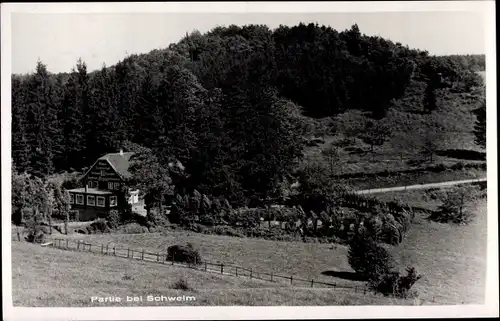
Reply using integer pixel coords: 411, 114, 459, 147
107, 210, 122, 229
347, 233, 395, 280
85, 219, 111, 234
369, 266, 423, 298
171, 278, 193, 291
115, 223, 149, 234
24, 224, 47, 244
430, 185, 480, 224
167, 243, 202, 265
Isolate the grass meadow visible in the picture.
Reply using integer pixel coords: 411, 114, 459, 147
12, 196, 487, 306
11, 242, 411, 307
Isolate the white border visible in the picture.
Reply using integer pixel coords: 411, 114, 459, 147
2, 2, 498, 320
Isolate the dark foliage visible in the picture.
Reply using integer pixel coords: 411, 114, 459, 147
12, 23, 479, 209
347, 233, 395, 280
166, 243, 202, 265
85, 218, 111, 234
369, 266, 423, 298
24, 224, 48, 244
171, 278, 193, 291
473, 100, 486, 149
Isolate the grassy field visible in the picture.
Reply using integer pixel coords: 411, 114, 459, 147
303, 79, 485, 181
33, 195, 488, 305
340, 166, 486, 190
372, 190, 487, 305
11, 242, 411, 307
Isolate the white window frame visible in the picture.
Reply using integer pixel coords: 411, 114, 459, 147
97, 196, 105, 207
87, 195, 96, 206
108, 182, 114, 190
69, 193, 74, 204
114, 182, 120, 190
76, 194, 84, 205
109, 196, 117, 207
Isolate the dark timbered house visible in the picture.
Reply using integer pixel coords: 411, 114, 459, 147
67, 150, 141, 221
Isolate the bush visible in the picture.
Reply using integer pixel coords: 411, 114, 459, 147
369, 266, 423, 298
167, 243, 202, 265
347, 233, 395, 281
24, 224, 47, 244
171, 278, 193, 291
85, 219, 111, 234
107, 210, 122, 229
429, 185, 480, 224
115, 223, 149, 234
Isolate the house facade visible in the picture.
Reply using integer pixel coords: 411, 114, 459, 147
67, 151, 141, 221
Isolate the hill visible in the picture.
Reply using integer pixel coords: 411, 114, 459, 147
11, 22, 485, 207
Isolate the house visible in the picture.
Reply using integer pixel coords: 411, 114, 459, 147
67, 150, 142, 221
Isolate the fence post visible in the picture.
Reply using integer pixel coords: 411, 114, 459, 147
101, 244, 104, 254
204, 262, 207, 271
157, 253, 159, 262
89, 243, 92, 252
113, 246, 116, 256
127, 248, 130, 258
66, 239, 69, 249
290, 276, 293, 285
221, 263, 224, 274
106, 244, 109, 254
271, 272, 273, 282
250, 268, 253, 279
141, 249, 144, 260
311, 279, 314, 288
77, 240, 80, 250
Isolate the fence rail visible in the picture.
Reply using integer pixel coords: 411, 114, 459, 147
48, 237, 369, 293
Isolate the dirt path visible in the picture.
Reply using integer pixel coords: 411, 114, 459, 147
355, 178, 486, 195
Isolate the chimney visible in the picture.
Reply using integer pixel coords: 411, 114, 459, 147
120, 149, 124, 156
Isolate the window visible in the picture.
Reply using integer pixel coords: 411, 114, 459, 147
109, 196, 117, 207
87, 195, 96, 206
88, 181, 96, 188
70, 193, 74, 204
108, 182, 114, 190
114, 182, 120, 190
97, 196, 105, 207
76, 194, 84, 205
100, 170, 104, 176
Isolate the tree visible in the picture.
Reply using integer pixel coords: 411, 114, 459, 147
358, 120, 392, 159
321, 143, 341, 177
335, 110, 367, 145
417, 117, 445, 163
473, 100, 486, 149
423, 80, 438, 113
24, 61, 60, 177
430, 185, 481, 224
347, 232, 396, 280
128, 146, 174, 223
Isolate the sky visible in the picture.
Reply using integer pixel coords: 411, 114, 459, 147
11, 11, 487, 75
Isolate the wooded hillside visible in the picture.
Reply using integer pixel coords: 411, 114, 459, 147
11, 23, 485, 205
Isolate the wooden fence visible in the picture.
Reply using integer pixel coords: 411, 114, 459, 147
48, 238, 369, 293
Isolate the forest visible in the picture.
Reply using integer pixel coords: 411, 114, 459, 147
12, 23, 485, 207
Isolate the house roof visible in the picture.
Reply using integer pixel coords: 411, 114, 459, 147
98, 152, 135, 179
80, 152, 136, 181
